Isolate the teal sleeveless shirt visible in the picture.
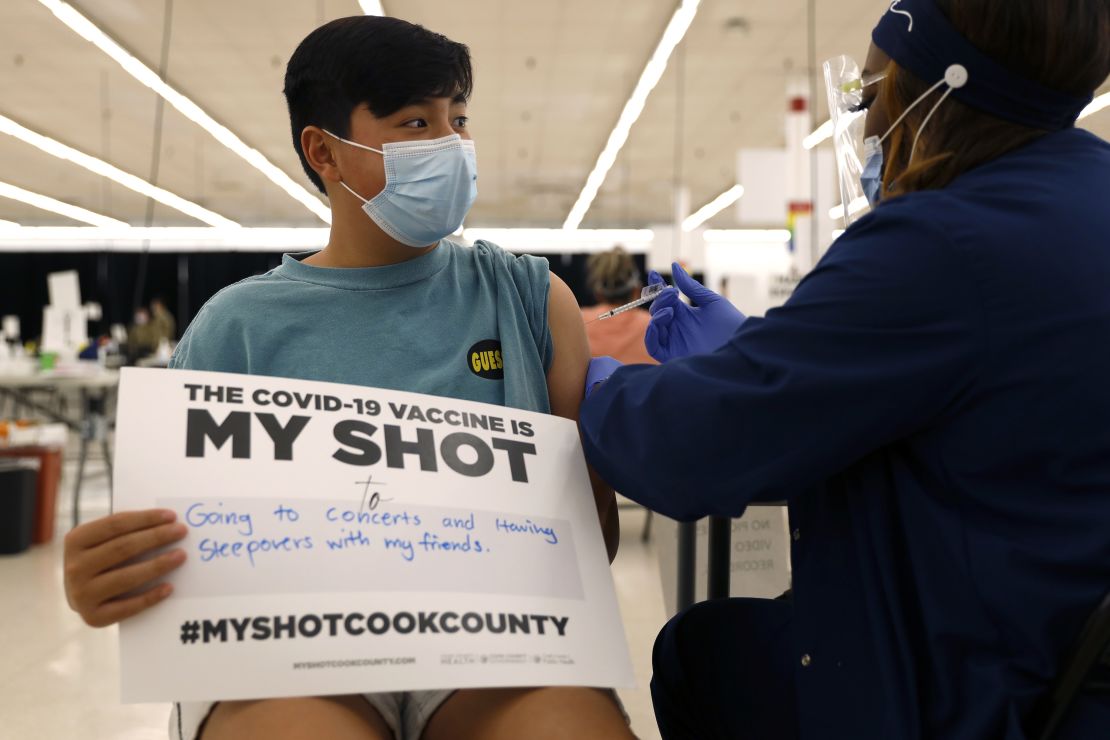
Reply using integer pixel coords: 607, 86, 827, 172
170, 240, 553, 413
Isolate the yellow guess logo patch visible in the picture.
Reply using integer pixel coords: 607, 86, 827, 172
468, 339, 504, 380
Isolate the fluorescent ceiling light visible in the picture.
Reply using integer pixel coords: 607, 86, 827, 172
0, 226, 329, 252
803, 120, 833, 150
0, 112, 236, 227
682, 185, 744, 232
703, 229, 792, 245
829, 196, 870, 221
0, 226, 654, 254
808, 109, 865, 150
1078, 91, 1109, 121
358, 1, 385, 14
464, 228, 653, 253
0, 219, 19, 228
0, 181, 128, 227
807, 109, 868, 150
563, 0, 701, 230
36, 0, 331, 225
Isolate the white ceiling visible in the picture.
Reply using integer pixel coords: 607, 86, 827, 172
0, 0, 1107, 229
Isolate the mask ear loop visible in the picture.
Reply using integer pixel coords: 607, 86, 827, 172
337, 180, 370, 204
321, 128, 384, 155
876, 78, 947, 146
875, 64, 970, 146
320, 129, 383, 204
908, 87, 954, 166
879, 64, 969, 187
907, 65, 969, 166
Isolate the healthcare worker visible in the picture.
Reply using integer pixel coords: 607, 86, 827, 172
579, 1, 1110, 738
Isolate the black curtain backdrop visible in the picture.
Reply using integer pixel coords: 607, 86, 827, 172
0, 251, 649, 343
0, 252, 282, 342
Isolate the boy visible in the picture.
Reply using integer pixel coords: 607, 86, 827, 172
62, 16, 629, 740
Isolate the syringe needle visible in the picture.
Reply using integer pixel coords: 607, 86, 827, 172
590, 282, 668, 322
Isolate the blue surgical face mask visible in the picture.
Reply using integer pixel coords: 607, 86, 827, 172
861, 135, 884, 207
323, 131, 478, 247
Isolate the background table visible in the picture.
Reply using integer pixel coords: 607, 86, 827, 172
0, 366, 119, 528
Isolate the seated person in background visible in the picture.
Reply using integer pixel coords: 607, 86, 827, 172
127, 307, 157, 356
62, 15, 628, 740
580, 247, 657, 366
149, 296, 176, 344
127, 298, 175, 358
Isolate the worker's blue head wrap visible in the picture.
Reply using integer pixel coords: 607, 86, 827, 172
872, 0, 1092, 130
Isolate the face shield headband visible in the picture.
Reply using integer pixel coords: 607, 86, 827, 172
872, 0, 1092, 131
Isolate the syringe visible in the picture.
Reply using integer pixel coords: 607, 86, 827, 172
589, 283, 669, 323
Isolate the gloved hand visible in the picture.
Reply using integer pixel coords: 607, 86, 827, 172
585, 356, 622, 399
644, 263, 746, 362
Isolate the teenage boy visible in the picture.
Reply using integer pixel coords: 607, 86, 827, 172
63, 16, 630, 740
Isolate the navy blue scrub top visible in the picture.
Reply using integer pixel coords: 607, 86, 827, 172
580, 127, 1110, 739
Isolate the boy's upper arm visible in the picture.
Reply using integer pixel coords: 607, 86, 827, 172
168, 300, 247, 374
545, 271, 620, 561
544, 273, 589, 421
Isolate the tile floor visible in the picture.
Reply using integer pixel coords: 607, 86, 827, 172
0, 453, 668, 739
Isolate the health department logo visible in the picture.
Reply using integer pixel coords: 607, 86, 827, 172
467, 339, 504, 380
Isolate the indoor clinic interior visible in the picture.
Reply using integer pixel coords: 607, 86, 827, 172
1, 1, 1109, 739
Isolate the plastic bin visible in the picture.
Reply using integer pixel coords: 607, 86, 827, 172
0, 447, 63, 543
0, 461, 37, 554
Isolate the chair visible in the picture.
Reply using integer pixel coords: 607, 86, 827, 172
675, 513, 770, 611
1027, 590, 1110, 740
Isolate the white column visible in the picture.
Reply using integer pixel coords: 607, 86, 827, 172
785, 76, 815, 275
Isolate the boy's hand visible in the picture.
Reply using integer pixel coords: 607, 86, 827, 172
63, 510, 188, 627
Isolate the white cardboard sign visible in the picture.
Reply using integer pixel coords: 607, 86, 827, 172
115, 368, 633, 703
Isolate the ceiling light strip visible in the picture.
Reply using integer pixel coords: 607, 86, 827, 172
358, 1, 386, 15
703, 229, 792, 245
464, 228, 654, 253
0, 113, 236, 227
562, 0, 701, 230
0, 226, 658, 253
0, 181, 128, 227
36, 0, 331, 224
828, 196, 870, 221
803, 119, 833, 150
0, 226, 327, 252
1078, 91, 1109, 121
0, 226, 791, 252
682, 185, 744, 232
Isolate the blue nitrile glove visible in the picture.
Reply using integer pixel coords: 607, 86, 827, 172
585, 356, 623, 399
644, 263, 746, 362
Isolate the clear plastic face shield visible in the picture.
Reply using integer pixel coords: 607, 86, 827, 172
823, 55, 887, 227
824, 54, 969, 228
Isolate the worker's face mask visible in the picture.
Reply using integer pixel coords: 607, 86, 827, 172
323, 130, 478, 247
823, 55, 967, 224
860, 136, 884, 207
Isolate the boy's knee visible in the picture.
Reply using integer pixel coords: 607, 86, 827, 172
423, 686, 632, 740
201, 696, 392, 740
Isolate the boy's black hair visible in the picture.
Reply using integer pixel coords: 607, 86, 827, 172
283, 16, 473, 195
